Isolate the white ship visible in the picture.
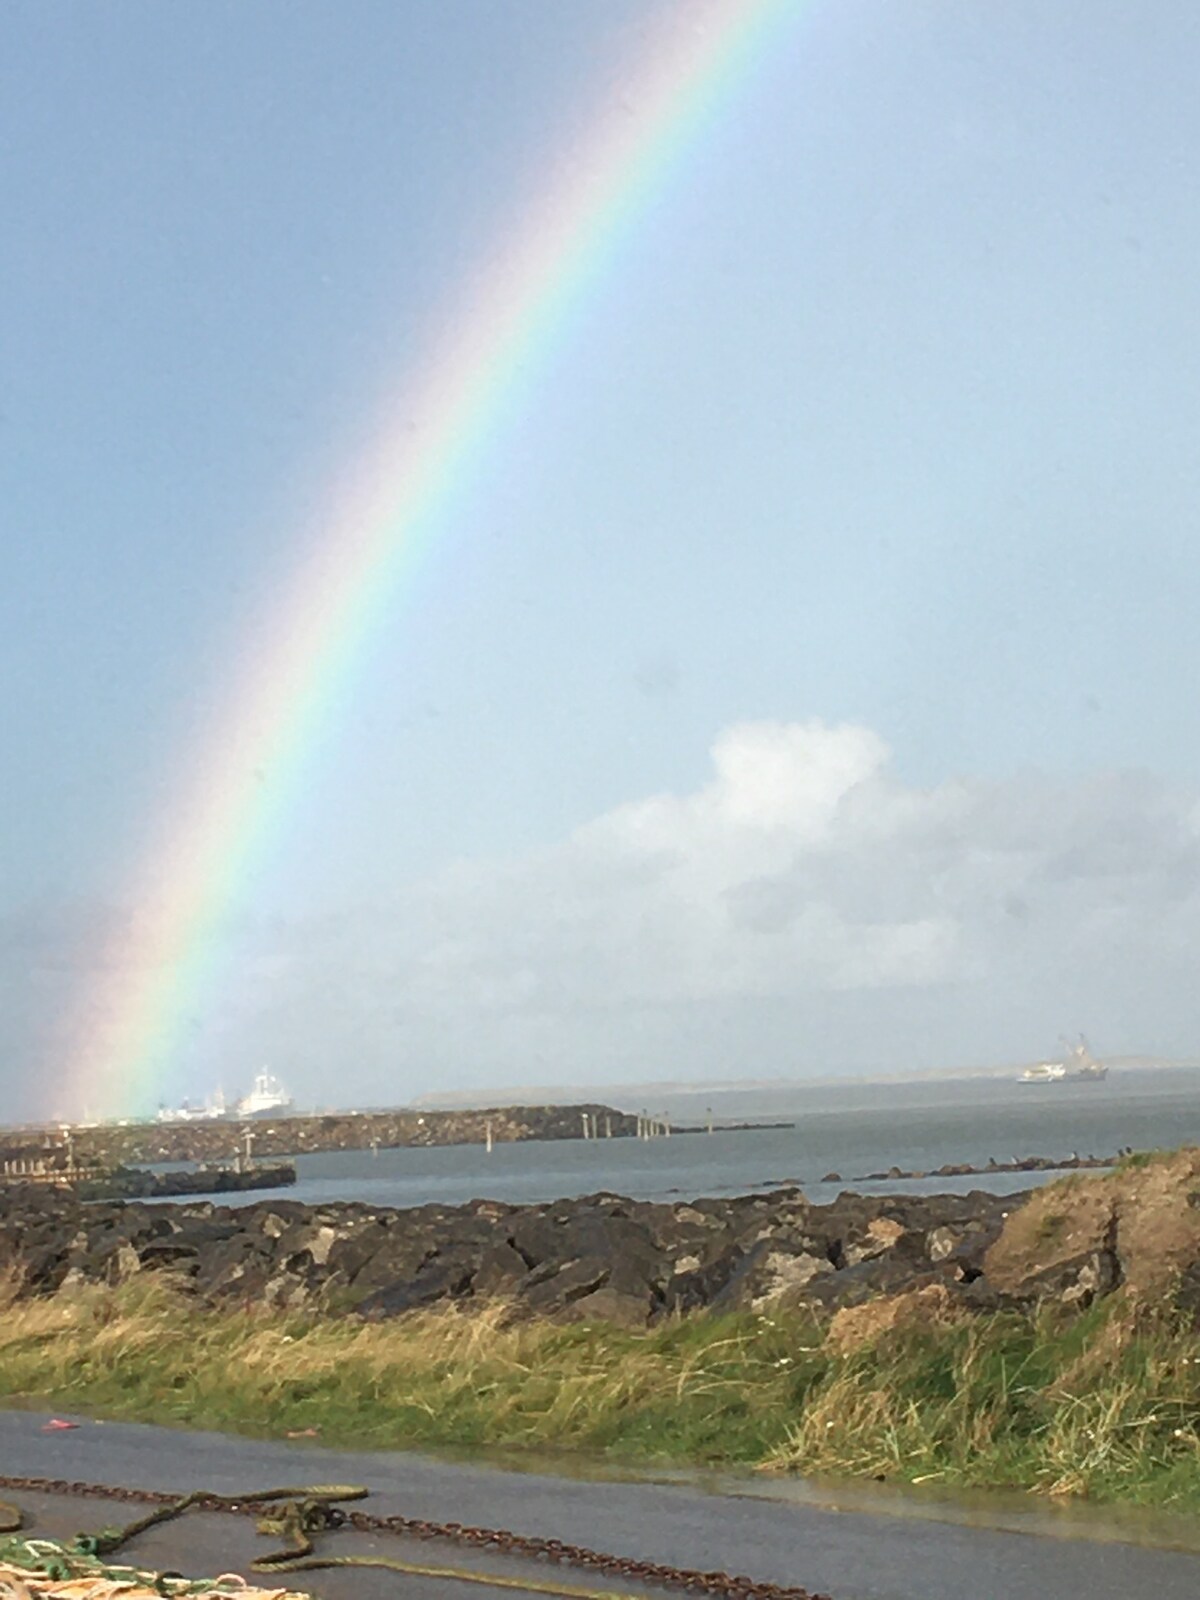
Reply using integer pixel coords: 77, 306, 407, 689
1019, 1061, 1068, 1084
236, 1070, 293, 1119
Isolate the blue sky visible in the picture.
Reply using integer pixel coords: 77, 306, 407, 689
4, 2, 1200, 1116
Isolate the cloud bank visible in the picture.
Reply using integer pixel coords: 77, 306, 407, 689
7, 720, 1200, 1117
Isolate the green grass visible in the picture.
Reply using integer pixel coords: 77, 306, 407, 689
2, 1276, 1199, 1509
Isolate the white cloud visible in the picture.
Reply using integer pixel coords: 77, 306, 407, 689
303, 719, 1200, 1076
7, 718, 1200, 1114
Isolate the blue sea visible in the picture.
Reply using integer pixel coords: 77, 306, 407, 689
180, 1067, 1200, 1212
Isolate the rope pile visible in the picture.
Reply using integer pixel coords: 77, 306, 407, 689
0, 1487, 296, 1600
0, 1564, 303, 1600
0, 1527, 303, 1600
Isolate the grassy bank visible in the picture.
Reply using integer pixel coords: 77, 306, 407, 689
2, 1278, 1199, 1509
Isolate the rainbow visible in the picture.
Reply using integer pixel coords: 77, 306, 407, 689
57, 0, 799, 1120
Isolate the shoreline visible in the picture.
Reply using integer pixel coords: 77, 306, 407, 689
0, 1149, 1184, 1324
0, 1176, 1024, 1321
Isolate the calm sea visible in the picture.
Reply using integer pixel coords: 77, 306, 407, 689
197, 1068, 1200, 1212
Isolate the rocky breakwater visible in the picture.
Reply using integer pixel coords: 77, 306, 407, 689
0, 1182, 1007, 1323
3, 1148, 1196, 1327
843, 1151, 1123, 1184
73, 1163, 297, 1202
43, 1104, 637, 1168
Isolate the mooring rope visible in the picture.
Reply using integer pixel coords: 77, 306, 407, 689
0, 1477, 831, 1600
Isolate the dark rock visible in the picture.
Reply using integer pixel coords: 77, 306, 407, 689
356, 1259, 475, 1318
709, 1237, 835, 1312
325, 1220, 392, 1284
136, 1239, 203, 1272
799, 1256, 941, 1313
509, 1212, 571, 1268
193, 1233, 276, 1298
345, 1233, 440, 1295
563, 1284, 657, 1327
75, 1164, 296, 1202
517, 1256, 611, 1312
473, 1240, 531, 1297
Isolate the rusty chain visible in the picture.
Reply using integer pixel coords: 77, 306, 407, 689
0, 1474, 832, 1600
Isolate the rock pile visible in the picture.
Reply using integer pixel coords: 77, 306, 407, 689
851, 1152, 1121, 1183
0, 1184, 1012, 1325
2, 1150, 1196, 1327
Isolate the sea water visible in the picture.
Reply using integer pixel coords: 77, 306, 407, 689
199, 1067, 1200, 1211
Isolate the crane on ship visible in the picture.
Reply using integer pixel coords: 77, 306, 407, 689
1058, 1034, 1109, 1081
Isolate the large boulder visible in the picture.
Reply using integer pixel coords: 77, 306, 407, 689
984, 1177, 1117, 1305
985, 1148, 1200, 1313
516, 1255, 611, 1313
472, 1239, 531, 1298
709, 1236, 835, 1312
562, 1284, 658, 1327
356, 1256, 476, 1318
827, 1282, 973, 1353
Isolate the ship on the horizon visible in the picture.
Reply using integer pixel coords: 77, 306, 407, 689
1019, 1036, 1108, 1084
235, 1070, 294, 1119
155, 1088, 228, 1123
156, 1072, 294, 1123
1019, 1060, 1068, 1084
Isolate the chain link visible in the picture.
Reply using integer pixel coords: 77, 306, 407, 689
0, 1475, 832, 1600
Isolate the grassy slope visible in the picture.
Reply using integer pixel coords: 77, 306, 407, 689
2, 1278, 1199, 1509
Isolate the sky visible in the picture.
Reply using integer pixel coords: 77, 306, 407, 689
4, 1, 1200, 1119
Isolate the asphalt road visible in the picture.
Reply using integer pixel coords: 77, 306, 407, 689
2, 1410, 1199, 1600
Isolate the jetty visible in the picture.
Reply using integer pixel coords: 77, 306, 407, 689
0, 1134, 295, 1202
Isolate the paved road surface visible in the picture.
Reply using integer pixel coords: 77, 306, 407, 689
2, 1411, 1199, 1600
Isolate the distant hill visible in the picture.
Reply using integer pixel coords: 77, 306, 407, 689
407, 1057, 1200, 1113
